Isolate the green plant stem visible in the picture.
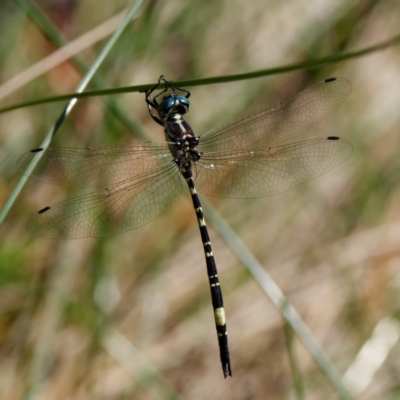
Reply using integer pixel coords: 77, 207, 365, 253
284, 319, 305, 400
1, 33, 400, 114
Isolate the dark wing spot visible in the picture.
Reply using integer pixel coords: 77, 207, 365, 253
327, 136, 340, 140
30, 148, 44, 153
324, 77, 337, 83
38, 206, 51, 214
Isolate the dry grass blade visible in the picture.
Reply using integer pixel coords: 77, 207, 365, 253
0, 7, 140, 101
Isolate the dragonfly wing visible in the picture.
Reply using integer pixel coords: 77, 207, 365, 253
194, 137, 352, 198
29, 162, 182, 238
17, 142, 172, 187
198, 78, 351, 153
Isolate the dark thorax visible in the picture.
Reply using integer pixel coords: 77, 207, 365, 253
164, 114, 201, 169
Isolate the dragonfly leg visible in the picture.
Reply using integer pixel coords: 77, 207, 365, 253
144, 76, 168, 126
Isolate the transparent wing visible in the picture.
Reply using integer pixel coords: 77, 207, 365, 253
17, 142, 172, 187
198, 78, 351, 153
28, 162, 182, 239
194, 137, 352, 198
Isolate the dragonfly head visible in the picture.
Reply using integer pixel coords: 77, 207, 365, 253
158, 94, 190, 119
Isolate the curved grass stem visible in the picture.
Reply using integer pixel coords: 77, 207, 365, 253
1, 33, 399, 114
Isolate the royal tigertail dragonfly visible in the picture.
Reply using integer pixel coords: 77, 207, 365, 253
18, 76, 352, 377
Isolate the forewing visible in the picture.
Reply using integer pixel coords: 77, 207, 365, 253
17, 142, 172, 187
28, 162, 182, 238
198, 78, 351, 153
194, 137, 352, 198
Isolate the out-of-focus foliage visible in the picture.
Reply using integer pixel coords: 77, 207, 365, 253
1, 0, 400, 399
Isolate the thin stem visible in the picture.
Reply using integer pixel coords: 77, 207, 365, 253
284, 319, 305, 400
1, 33, 399, 113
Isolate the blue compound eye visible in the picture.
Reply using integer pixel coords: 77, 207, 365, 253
158, 96, 175, 113
176, 95, 190, 107
158, 95, 190, 117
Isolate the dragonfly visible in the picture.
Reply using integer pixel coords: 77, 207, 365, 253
18, 76, 352, 378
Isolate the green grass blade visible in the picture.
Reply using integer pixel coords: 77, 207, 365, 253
1, 32, 399, 114
0, 0, 145, 224
284, 319, 305, 400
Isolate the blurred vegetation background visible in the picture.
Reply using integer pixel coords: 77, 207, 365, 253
1, 0, 400, 399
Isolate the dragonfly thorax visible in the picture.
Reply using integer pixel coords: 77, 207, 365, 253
165, 118, 201, 168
